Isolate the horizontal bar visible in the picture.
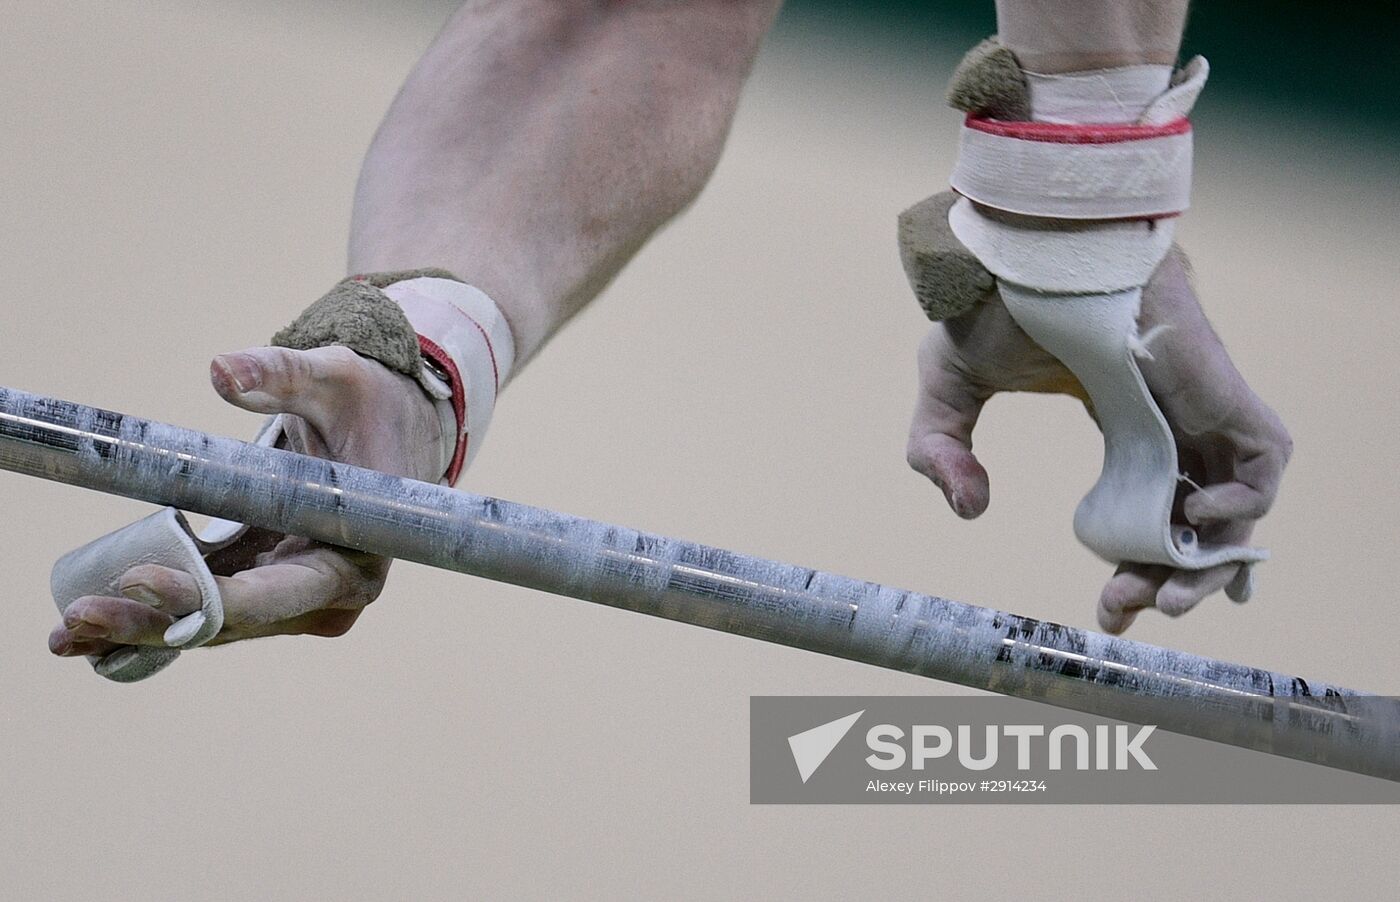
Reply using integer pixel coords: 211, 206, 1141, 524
0, 385, 1395, 780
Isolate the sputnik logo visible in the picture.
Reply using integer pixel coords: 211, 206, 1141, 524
787, 709, 865, 783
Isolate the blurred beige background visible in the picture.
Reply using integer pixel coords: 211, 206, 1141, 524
2, 1, 1398, 899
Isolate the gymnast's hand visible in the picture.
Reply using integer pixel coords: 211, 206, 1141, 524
905, 248, 1293, 634
48, 345, 443, 658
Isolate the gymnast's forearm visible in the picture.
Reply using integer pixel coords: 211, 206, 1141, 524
994, 0, 1188, 71
348, 0, 780, 365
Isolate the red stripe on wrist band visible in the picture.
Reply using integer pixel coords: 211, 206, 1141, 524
965, 114, 1191, 144
417, 335, 468, 485
441, 305, 500, 394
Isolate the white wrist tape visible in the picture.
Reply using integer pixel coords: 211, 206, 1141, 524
381, 277, 515, 484
946, 55, 1264, 580
950, 58, 1208, 220
1025, 64, 1172, 125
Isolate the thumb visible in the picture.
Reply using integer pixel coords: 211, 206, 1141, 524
210, 345, 361, 435
906, 334, 991, 519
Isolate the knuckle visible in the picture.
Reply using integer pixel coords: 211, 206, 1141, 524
916, 326, 953, 373
1156, 591, 1193, 618
1247, 483, 1277, 517
905, 440, 928, 474
1098, 583, 1129, 613
340, 582, 382, 611
64, 595, 105, 620
120, 564, 165, 595
220, 608, 257, 636
316, 345, 364, 380
244, 347, 289, 392
320, 557, 386, 611
263, 346, 313, 388
338, 547, 390, 584
287, 347, 316, 384
122, 563, 188, 595
308, 610, 360, 638
1258, 407, 1294, 465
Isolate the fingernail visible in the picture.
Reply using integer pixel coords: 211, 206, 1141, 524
164, 611, 206, 647
220, 354, 262, 393
1226, 567, 1254, 604
95, 647, 139, 679
66, 618, 108, 639
122, 585, 163, 608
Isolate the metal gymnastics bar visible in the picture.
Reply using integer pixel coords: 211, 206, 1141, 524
1, 385, 1396, 780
